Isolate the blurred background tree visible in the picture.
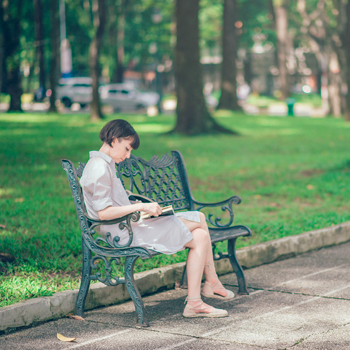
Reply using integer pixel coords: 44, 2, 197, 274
174, 0, 234, 134
0, 0, 25, 111
1, 0, 350, 124
33, 0, 46, 95
89, 0, 107, 120
217, 0, 240, 111
49, 0, 59, 112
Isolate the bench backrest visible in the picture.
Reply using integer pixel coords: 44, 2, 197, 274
117, 150, 193, 211
61, 159, 90, 237
62, 151, 194, 224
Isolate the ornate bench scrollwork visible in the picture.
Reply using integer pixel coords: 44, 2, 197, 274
193, 195, 241, 228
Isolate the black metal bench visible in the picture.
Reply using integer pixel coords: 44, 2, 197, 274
62, 150, 251, 327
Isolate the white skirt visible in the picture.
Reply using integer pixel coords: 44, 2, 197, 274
129, 211, 201, 254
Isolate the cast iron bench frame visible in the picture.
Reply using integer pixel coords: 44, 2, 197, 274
62, 150, 251, 327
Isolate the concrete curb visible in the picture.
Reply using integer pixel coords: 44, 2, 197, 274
1, 221, 350, 333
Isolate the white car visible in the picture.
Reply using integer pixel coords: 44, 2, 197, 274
100, 84, 159, 112
56, 77, 93, 108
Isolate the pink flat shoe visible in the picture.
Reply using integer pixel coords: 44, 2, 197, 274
201, 275, 235, 300
183, 296, 228, 318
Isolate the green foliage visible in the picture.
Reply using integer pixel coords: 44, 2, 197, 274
123, 0, 174, 68
239, 0, 275, 48
200, 0, 222, 49
12, 0, 278, 90
1, 112, 350, 307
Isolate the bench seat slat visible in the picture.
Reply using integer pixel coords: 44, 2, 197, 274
209, 225, 251, 244
143, 226, 251, 258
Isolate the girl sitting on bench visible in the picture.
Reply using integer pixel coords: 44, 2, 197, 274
80, 119, 234, 318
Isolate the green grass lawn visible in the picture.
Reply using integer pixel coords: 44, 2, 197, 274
1, 112, 350, 307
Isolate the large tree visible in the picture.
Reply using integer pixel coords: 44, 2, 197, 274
33, 0, 46, 92
273, 0, 290, 100
89, 0, 107, 121
49, 0, 59, 112
297, 0, 346, 117
217, 0, 240, 111
0, 0, 24, 111
108, 0, 128, 83
342, 0, 350, 121
174, 0, 234, 135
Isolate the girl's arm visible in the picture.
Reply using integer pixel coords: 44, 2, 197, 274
98, 202, 162, 221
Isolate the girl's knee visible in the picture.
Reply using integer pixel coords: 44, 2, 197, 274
196, 228, 210, 244
199, 211, 206, 223
199, 212, 209, 228
193, 228, 209, 241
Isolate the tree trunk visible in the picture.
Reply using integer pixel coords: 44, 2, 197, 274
115, 12, 125, 84
49, 0, 59, 112
109, 0, 125, 83
217, 0, 240, 111
267, 0, 279, 74
7, 64, 22, 111
344, 0, 350, 121
0, 2, 5, 93
328, 73, 342, 117
1, 0, 24, 111
275, 0, 290, 100
173, 0, 235, 135
328, 52, 342, 117
33, 0, 46, 91
89, 0, 107, 121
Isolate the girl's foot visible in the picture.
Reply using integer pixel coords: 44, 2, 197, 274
183, 296, 228, 318
201, 275, 235, 300
203, 262, 235, 299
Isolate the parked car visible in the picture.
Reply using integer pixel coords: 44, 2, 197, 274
56, 78, 159, 112
56, 77, 93, 108
100, 84, 159, 112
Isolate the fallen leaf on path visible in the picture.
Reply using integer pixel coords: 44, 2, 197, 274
68, 314, 85, 321
57, 333, 76, 342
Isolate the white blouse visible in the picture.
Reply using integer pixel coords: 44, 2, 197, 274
80, 151, 200, 254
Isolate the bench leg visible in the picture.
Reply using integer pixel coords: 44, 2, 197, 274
125, 256, 149, 327
75, 240, 91, 316
228, 238, 249, 295
180, 265, 188, 289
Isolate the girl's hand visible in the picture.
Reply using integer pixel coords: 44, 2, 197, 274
142, 202, 162, 217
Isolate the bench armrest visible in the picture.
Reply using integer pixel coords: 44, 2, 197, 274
192, 195, 241, 228
84, 211, 141, 249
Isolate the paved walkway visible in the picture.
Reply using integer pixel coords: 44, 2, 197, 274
1, 242, 350, 350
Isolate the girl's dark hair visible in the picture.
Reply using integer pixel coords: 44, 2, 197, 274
99, 119, 140, 149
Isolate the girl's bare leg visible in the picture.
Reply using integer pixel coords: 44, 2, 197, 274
181, 213, 228, 297
183, 227, 215, 313
184, 227, 210, 297
180, 213, 228, 313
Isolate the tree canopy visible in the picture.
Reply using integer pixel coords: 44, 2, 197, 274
1, 0, 350, 124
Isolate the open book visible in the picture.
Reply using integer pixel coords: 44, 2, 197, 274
141, 205, 175, 220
